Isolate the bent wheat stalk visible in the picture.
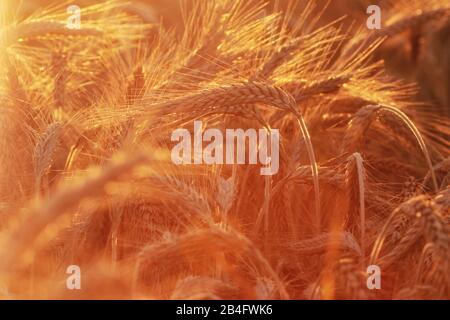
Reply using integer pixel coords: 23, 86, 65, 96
380, 105, 439, 192
343, 105, 438, 191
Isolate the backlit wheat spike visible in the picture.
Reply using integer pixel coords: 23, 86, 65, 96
371, 195, 448, 267
415, 243, 436, 285
369, 195, 430, 265
378, 105, 439, 192
379, 220, 424, 268
155, 175, 212, 219
143, 82, 298, 113
289, 232, 362, 256
342, 105, 381, 152
249, 0, 323, 81
33, 122, 62, 191
283, 75, 351, 102
419, 203, 450, 262
335, 258, 368, 300
216, 175, 235, 215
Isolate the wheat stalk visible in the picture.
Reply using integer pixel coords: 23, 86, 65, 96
346, 153, 366, 260
343, 105, 438, 191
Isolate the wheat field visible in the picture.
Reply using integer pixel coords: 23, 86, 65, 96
0, 0, 449, 300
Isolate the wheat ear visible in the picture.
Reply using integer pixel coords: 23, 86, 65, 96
33, 122, 62, 192
289, 232, 361, 256
283, 75, 351, 102
144, 82, 297, 113
378, 220, 424, 268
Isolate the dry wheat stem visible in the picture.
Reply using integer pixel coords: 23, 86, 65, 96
344, 105, 438, 191
347, 153, 366, 260
288, 106, 321, 231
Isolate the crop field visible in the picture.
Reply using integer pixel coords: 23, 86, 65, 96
0, 0, 449, 300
